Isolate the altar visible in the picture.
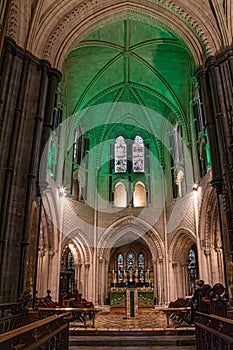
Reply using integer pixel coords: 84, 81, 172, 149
110, 287, 154, 308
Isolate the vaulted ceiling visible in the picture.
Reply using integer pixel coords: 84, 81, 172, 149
63, 16, 194, 141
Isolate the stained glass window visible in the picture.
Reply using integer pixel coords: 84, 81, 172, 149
115, 136, 127, 173
205, 129, 211, 168
67, 251, 74, 271
117, 253, 124, 282
132, 136, 144, 172
138, 253, 145, 282
127, 252, 135, 270
188, 248, 198, 281
48, 131, 57, 177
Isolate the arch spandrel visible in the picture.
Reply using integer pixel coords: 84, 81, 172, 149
7, 0, 228, 69
97, 215, 165, 261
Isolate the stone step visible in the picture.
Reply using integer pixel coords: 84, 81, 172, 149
69, 333, 196, 347
69, 328, 195, 337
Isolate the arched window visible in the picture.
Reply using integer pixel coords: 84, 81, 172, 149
175, 124, 183, 163
115, 136, 127, 173
170, 123, 186, 198
138, 253, 145, 283
133, 181, 146, 207
176, 169, 186, 198
117, 253, 124, 282
132, 135, 144, 172
67, 251, 74, 271
188, 248, 198, 282
114, 182, 127, 207
127, 252, 135, 270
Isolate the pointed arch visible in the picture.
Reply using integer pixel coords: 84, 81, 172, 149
98, 215, 164, 261
64, 229, 92, 265
26, 1, 223, 68
114, 182, 127, 207
133, 181, 147, 207
169, 228, 197, 263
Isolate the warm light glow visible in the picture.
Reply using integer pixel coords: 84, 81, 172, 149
193, 183, 198, 191
59, 186, 67, 197
114, 182, 127, 207
133, 182, 146, 207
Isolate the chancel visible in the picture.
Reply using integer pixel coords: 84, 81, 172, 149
0, 1, 233, 349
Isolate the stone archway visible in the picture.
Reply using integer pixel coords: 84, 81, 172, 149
21, 0, 224, 69
97, 216, 165, 305
169, 229, 197, 301
198, 187, 224, 286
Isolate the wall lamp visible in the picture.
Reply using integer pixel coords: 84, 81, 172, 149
58, 186, 67, 197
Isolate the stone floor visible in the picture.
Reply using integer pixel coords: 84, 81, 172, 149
69, 307, 196, 349
70, 307, 194, 330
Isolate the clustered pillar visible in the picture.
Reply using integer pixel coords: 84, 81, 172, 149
0, 37, 61, 302
197, 46, 233, 296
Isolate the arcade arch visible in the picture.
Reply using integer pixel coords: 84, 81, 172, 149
169, 229, 197, 301
198, 187, 224, 286
97, 217, 165, 305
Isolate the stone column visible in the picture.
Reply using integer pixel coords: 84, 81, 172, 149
204, 249, 212, 284
171, 262, 178, 301
74, 263, 82, 290
198, 49, 233, 296
47, 250, 55, 291
0, 37, 61, 302
37, 250, 45, 297
105, 259, 110, 304
84, 263, 90, 300
181, 264, 188, 297
215, 248, 224, 283
152, 259, 157, 304
98, 258, 103, 305
157, 258, 164, 305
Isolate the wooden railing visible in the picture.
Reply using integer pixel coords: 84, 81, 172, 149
0, 312, 70, 350
195, 312, 233, 349
38, 307, 100, 328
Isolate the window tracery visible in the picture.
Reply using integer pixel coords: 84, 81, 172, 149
132, 135, 144, 173
115, 136, 127, 173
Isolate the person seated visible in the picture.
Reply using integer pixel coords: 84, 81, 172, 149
70, 296, 94, 308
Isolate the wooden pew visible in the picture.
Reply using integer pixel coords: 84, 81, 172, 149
195, 312, 233, 350
0, 303, 26, 334
0, 313, 70, 350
